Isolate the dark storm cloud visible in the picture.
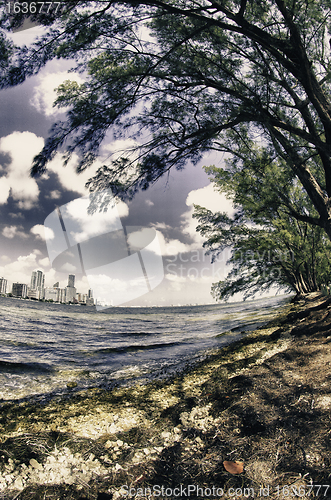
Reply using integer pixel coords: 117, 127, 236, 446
121, 163, 211, 242
0, 80, 54, 139
0, 169, 86, 262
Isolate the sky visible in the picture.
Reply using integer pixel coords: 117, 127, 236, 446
0, 24, 237, 307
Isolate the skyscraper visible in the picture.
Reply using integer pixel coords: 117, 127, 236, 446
30, 272, 37, 289
68, 274, 75, 288
12, 283, 28, 298
0, 277, 7, 294
65, 274, 76, 303
30, 270, 45, 291
86, 289, 94, 306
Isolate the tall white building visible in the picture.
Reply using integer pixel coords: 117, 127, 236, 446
64, 274, 76, 303
30, 270, 45, 291
59, 288, 66, 303
0, 277, 7, 295
65, 286, 76, 303
68, 274, 75, 288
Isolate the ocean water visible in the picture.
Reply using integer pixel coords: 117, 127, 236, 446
0, 295, 289, 403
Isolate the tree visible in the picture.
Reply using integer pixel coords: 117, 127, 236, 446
194, 150, 331, 299
2, 0, 331, 239
0, 13, 13, 71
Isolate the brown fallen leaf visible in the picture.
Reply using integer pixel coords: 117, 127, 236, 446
223, 460, 244, 474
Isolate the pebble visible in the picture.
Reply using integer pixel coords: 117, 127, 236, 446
29, 459, 43, 470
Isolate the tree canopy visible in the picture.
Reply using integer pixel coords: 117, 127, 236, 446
2, 0, 331, 239
194, 148, 331, 299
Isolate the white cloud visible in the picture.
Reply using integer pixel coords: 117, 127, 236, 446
9, 25, 46, 47
45, 137, 140, 199
156, 232, 193, 256
17, 199, 36, 210
0, 177, 11, 204
2, 225, 28, 239
53, 192, 129, 245
152, 222, 173, 231
2, 226, 16, 239
165, 276, 187, 293
146, 226, 199, 257
60, 263, 77, 273
0, 252, 40, 286
86, 272, 148, 307
0, 131, 44, 208
31, 224, 55, 241
144, 184, 234, 260
38, 257, 51, 267
49, 190, 62, 199
178, 184, 235, 247
186, 183, 234, 214
179, 210, 204, 247
47, 137, 140, 197
47, 153, 101, 196
127, 228, 152, 249
165, 274, 187, 283
102, 138, 138, 158
30, 71, 85, 117
145, 199, 154, 207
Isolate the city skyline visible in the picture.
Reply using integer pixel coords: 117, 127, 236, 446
0, 269, 94, 305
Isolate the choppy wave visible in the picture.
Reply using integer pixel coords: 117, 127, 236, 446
0, 295, 289, 403
0, 360, 54, 373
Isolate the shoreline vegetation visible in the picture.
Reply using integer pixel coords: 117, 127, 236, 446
1, 293, 331, 499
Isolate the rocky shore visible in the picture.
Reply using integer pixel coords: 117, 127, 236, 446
0, 293, 330, 499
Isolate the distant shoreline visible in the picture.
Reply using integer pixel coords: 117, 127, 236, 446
0, 292, 291, 309
0, 294, 92, 306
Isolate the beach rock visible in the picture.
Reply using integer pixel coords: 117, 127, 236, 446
67, 381, 78, 388
29, 459, 43, 470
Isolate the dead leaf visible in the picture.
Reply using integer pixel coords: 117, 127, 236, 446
223, 460, 244, 474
